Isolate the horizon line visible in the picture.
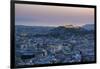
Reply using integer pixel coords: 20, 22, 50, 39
15, 23, 94, 27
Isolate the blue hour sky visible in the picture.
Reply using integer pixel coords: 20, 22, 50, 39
15, 4, 94, 27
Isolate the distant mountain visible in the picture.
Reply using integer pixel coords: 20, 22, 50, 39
49, 26, 89, 38
15, 25, 93, 39
15, 25, 55, 34
82, 24, 94, 31
50, 26, 85, 34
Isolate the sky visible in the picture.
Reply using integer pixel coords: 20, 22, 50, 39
15, 3, 94, 27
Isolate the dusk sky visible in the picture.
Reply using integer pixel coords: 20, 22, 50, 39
15, 4, 94, 27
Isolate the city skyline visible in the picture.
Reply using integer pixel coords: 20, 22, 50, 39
15, 4, 94, 27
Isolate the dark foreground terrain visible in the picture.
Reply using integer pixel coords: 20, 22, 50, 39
15, 25, 95, 66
